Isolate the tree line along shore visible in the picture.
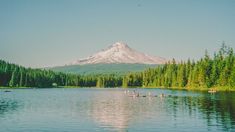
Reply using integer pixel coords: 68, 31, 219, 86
0, 44, 235, 91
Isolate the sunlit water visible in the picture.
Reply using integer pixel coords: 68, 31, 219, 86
0, 88, 234, 132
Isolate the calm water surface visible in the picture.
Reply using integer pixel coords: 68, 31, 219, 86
0, 88, 234, 132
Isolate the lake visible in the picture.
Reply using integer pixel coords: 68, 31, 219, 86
0, 88, 234, 132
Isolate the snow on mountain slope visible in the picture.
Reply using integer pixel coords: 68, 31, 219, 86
71, 42, 167, 65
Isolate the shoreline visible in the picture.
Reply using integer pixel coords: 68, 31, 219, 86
1, 86, 234, 92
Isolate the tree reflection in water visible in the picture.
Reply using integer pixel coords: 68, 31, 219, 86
0, 98, 19, 117
197, 92, 235, 131
159, 92, 235, 131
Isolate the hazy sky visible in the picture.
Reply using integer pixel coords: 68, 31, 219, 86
1, 0, 235, 68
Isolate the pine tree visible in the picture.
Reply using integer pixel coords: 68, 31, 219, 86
9, 71, 15, 87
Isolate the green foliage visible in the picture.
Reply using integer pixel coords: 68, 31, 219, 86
0, 60, 82, 87
122, 44, 235, 90
0, 60, 124, 88
123, 72, 143, 87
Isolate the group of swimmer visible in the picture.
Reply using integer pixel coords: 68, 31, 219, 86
124, 90, 169, 98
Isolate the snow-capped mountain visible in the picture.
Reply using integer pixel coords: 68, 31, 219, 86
71, 42, 167, 65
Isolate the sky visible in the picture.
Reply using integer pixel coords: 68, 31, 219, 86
0, 0, 235, 68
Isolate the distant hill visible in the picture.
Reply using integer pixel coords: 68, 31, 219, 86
49, 63, 158, 75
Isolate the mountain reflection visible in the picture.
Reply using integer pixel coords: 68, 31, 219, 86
90, 93, 131, 131
89, 91, 157, 131
88, 90, 235, 131
90, 98, 130, 130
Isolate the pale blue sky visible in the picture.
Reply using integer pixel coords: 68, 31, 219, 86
0, 0, 235, 68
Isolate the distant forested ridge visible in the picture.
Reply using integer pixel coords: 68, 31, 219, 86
0, 44, 235, 90
50, 63, 158, 75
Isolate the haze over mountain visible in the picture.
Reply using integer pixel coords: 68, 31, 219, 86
71, 42, 167, 65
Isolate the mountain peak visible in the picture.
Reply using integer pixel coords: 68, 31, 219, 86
111, 42, 128, 48
71, 42, 167, 65
107, 42, 131, 52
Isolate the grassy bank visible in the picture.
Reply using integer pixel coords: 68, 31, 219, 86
140, 86, 235, 92
0, 86, 31, 89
